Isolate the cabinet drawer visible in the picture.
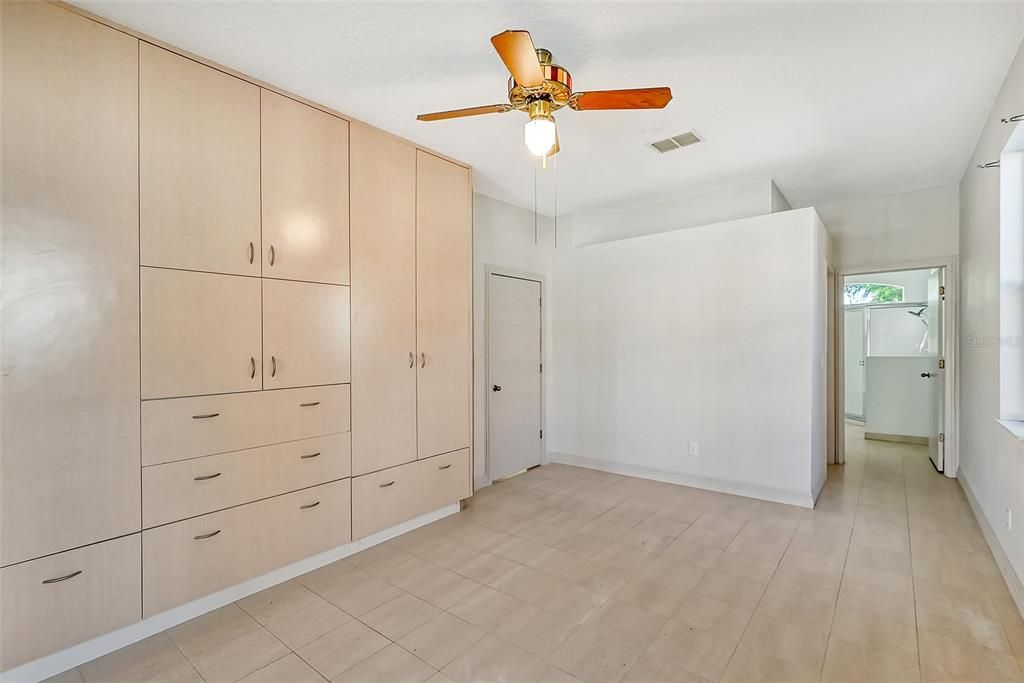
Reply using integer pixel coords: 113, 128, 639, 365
143, 479, 350, 617
141, 268, 262, 399
142, 384, 350, 465
351, 461, 422, 540
0, 534, 141, 670
352, 450, 471, 540
417, 449, 471, 513
143, 433, 351, 527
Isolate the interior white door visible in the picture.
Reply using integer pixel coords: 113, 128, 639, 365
487, 274, 542, 481
926, 268, 945, 471
844, 307, 866, 420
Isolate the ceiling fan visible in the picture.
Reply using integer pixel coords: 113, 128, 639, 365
417, 30, 672, 158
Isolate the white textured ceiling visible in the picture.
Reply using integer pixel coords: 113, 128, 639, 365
74, 1, 1023, 214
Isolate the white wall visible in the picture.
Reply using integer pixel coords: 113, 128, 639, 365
817, 184, 960, 270
959, 38, 1024, 606
548, 208, 829, 507
472, 192, 554, 488
561, 180, 778, 247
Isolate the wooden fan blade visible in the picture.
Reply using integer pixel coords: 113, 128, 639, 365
571, 87, 673, 111
490, 30, 545, 88
417, 104, 512, 121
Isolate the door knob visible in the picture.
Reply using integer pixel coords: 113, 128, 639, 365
492, 385, 502, 392
921, 372, 934, 378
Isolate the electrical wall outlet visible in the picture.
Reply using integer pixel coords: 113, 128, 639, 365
689, 442, 699, 456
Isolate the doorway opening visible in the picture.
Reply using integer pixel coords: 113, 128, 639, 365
840, 266, 948, 472
485, 268, 544, 483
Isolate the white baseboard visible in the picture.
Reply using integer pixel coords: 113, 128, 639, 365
959, 473, 1024, 620
546, 452, 815, 508
1, 503, 460, 683
474, 476, 492, 492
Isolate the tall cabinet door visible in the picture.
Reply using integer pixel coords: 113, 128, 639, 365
415, 152, 472, 459
261, 90, 350, 285
263, 279, 351, 390
140, 43, 260, 276
350, 124, 417, 475
0, 2, 141, 566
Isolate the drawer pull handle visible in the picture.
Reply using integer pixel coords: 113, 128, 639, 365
192, 413, 220, 420
300, 501, 321, 510
250, 356, 256, 379
42, 570, 82, 585
408, 352, 415, 369
438, 464, 452, 470
420, 352, 426, 368
194, 472, 222, 481
194, 530, 221, 540
270, 356, 277, 377
300, 401, 320, 407
268, 245, 276, 266
248, 241, 255, 264
300, 452, 321, 460
379, 481, 395, 488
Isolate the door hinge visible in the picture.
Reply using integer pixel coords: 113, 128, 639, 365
939, 285, 945, 298
539, 429, 543, 439
939, 432, 945, 443
539, 363, 543, 373
938, 358, 945, 369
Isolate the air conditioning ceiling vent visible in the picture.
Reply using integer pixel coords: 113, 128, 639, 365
649, 131, 701, 153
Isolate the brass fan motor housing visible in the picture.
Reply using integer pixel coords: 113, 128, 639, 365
507, 48, 573, 111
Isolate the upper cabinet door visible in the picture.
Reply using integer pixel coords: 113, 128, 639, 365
261, 90, 350, 285
350, 124, 417, 475
0, 2, 141, 566
262, 279, 350, 390
415, 152, 472, 459
141, 268, 262, 400
140, 44, 260, 276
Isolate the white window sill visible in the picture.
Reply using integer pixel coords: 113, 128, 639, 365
997, 419, 1024, 440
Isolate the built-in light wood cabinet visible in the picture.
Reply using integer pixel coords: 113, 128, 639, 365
415, 151, 473, 459
0, 1, 141, 568
0, 534, 142, 671
350, 124, 418, 475
261, 90, 350, 285
262, 279, 351, 390
141, 268, 263, 399
140, 43, 260, 276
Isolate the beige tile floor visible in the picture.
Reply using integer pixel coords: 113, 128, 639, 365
47, 424, 1024, 682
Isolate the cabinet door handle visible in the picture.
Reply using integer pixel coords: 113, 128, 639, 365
268, 245, 276, 266
300, 501, 321, 510
300, 452, 321, 460
438, 464, 452, 470
420, 352, 426, 368
193, 472, 222, 481
379, 481, 395, 488
42, 570, 82, 585
270, 356, 277, 377
248, 241, 255, 264
300, 401, 320, 408
193, 530, 221, 540
408, 352, 415, 368
192, 412, 220, 420
250, 356, 256, 379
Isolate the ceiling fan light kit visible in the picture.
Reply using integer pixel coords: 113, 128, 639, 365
417, 30, 673, 159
